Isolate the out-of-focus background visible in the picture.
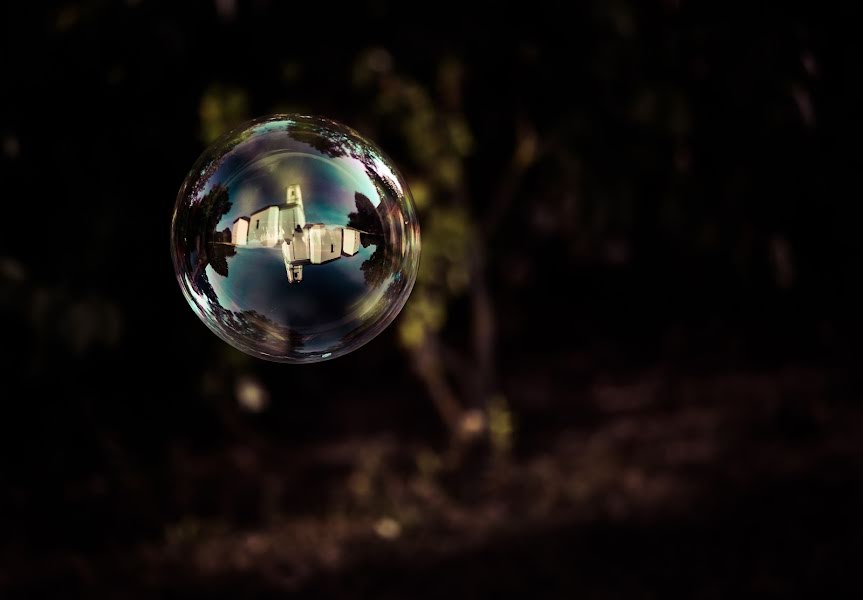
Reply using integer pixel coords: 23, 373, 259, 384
2, 2, 863, 597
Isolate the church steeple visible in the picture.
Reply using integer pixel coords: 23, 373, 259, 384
281, 183, 306, 234
286, 183, 303, 207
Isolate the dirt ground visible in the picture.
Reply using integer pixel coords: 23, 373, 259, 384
2, 362, 860, 599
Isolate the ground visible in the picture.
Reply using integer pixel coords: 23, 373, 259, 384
2, 361, 860, 599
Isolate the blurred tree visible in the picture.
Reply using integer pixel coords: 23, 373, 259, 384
349, 50, 522, 459
199, 84, 250, 144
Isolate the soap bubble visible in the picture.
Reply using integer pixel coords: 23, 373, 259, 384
171, 115, 420, 362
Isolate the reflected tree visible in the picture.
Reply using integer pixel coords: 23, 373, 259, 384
177, 184, 234, 294
347, 192, 397, 288
197, 184, 233, 237
209, 227, 236, 278
347, 192, 384, 238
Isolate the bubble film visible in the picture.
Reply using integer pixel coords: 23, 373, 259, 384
171, 115, 420, 362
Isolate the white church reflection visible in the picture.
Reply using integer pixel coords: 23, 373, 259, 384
229, 184, 361, 283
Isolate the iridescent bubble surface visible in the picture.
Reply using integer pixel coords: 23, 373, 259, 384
171, 115, 420, 362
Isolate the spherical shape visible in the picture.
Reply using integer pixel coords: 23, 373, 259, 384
171, 115, 420, 363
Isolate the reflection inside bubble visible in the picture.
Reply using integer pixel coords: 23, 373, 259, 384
171, 115, 420, 363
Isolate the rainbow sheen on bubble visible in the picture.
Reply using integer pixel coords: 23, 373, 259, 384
171, 115, 420, 362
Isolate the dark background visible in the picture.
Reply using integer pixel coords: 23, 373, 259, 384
2, 1, 863, 597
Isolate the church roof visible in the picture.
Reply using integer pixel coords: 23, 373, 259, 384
249, 203, 284, 217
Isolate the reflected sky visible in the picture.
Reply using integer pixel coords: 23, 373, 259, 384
206, 244, 373, 329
